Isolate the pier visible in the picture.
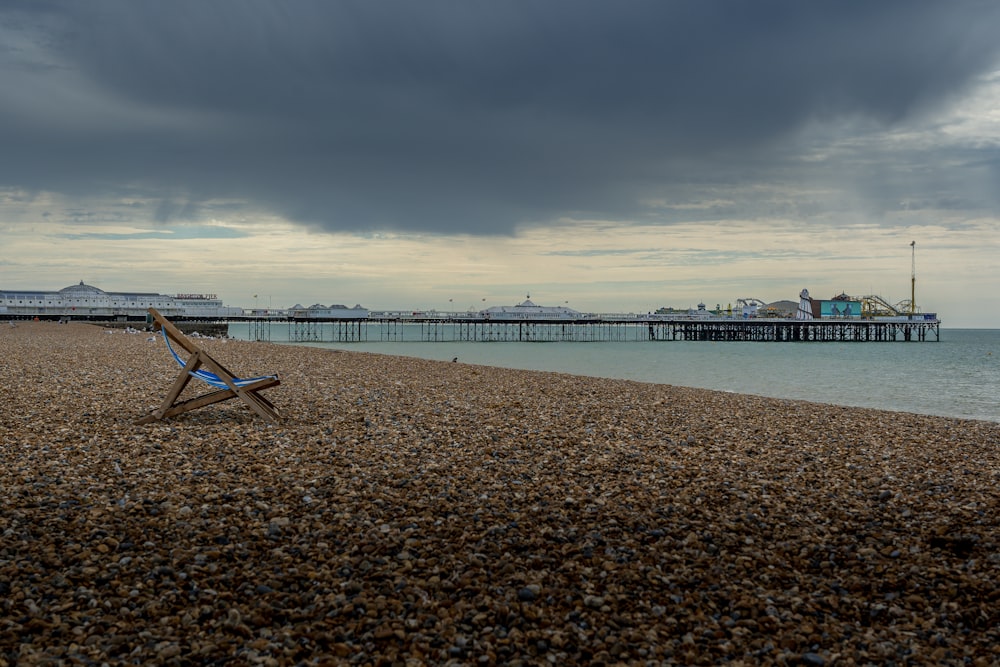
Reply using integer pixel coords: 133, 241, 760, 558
255, 315, 942, 344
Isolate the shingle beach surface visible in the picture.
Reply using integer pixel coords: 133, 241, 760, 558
2, 321, 999, 665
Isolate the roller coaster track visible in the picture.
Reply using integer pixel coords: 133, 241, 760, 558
860, 294, 914, 317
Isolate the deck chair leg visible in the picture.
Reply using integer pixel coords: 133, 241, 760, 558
231, 377, 282, 422
236, 393, 273, 421
151, 387, 241, 421
255, 392, 278, 412
137, 353, 203, 424
237, 390, 280, 422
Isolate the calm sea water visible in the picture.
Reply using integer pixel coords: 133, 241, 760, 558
229, 325, 1000, 423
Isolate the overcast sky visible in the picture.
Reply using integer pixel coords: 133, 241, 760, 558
2, 1, 999, 326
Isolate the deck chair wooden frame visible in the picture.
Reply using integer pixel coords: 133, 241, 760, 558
137, 308, 281, 424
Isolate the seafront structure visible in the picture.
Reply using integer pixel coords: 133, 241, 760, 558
0, 281, 241, 320
2, 284, 940, 342
280, 294, 939, 343
283, 310, 940, 343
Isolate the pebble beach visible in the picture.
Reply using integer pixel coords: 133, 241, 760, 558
2, 321, 999, 666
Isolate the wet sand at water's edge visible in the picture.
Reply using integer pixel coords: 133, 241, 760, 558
2, 321, 998, 665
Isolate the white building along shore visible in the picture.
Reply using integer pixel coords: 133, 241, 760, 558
0, 282, 241, 319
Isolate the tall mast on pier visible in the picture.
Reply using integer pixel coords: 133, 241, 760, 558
910, 240, 916, 315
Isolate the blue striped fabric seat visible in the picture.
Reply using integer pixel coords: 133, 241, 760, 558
161, 329, 277, 389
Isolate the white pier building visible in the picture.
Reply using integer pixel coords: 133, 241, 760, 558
0, 282, 241, 319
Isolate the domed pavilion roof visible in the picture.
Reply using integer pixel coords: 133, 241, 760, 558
58, 281, 106, 295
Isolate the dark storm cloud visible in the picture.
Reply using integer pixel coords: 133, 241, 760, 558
2, 0, 999, 233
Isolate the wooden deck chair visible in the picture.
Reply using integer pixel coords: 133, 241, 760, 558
136, 308, 281, 424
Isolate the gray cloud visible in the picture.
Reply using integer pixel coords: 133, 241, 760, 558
2, 0, 999, 233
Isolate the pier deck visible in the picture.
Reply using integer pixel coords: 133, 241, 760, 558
274, 316, 940, 344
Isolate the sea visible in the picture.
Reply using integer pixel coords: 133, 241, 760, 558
227, 324, 1000, 423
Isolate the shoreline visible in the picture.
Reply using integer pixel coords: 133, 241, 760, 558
2, 321, 999, 664
259, 332, 1000, 425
